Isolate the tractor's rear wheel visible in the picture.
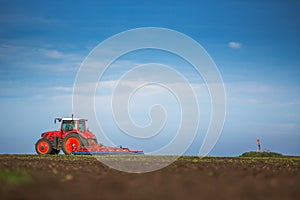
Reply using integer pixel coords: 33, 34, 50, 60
62, 133, 83, 155
35, 138, 53, 155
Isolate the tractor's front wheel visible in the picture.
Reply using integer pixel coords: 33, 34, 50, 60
61, 133, 83, 155
35, 138, 53, 155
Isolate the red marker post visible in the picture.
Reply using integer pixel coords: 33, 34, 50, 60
256, 139, 261, 152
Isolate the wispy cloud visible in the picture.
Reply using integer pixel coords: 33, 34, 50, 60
228, 41, 242, 49
226, 82, 273, 94
0, 80, 74, 98
38, 49, 64, 59
51, 86, 73, 93
0, 42, 84, 72
225, 82, 273, 104
0, 13, 59, 26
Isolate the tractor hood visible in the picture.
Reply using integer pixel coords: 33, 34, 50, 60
41, 130, 60, 137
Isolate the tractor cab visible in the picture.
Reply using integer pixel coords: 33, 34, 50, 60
55, 118, 87, 133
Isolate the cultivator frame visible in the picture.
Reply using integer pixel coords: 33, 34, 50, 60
71, 143, 144, 155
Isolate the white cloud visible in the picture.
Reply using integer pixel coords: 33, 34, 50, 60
38, 49, 64, 59
0, 42, 84, 72
51, 86, 73, 93
228, 42, 242, 49
225, 82, 273, 104
226, 82, 273, 94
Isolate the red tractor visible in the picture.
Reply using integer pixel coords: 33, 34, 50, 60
35, 115, 143, 155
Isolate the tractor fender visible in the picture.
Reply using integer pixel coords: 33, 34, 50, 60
64, 131, 96, 140
64, 131, 83, 138
63, 132, 88, 146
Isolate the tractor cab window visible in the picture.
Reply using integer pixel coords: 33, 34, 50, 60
79, 120, 85, 132
61, 120, 77, 131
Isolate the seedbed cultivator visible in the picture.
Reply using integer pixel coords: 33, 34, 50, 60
72, 145, 143, 155
35, 115, 143, 155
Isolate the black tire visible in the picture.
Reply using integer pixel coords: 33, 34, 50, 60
50, 149, 60, 154
61, 133, 83, 155
35, 138, 53, 155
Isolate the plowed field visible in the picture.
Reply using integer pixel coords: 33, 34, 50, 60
0, 154, 299, 200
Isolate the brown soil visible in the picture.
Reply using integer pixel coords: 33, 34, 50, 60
0, 154, 299, 200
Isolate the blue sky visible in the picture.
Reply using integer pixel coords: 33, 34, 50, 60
0, 0, 299, 155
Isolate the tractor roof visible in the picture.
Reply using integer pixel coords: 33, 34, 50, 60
61, 118, 87, 121
55, 117, 87, 122
54, 117, 87, 124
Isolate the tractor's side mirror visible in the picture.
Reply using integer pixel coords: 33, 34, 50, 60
54, 118, 62, 124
